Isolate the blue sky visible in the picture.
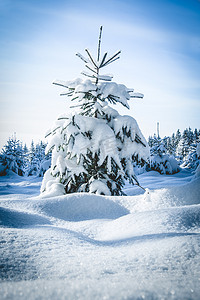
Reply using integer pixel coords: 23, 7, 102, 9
0, 0, 200, 148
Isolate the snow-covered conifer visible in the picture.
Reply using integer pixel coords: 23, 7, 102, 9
170, 133, 176, 155
27, 140, 39, 176
176, 130, 190, 162
27, 141, 51, 177
175, 129, 181, 148
148, 136, 155, 148
0, 135, 25, 176
194, 128, 200, 143
181, 144, 199, 170
22, 144, 29, 175
37, 141, 51, 177
41, 27, 149, 196
148, 135, 179, 174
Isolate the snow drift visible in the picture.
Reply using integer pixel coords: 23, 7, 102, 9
0, 170, 200, 300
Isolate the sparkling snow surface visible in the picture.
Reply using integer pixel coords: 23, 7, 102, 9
0, 170, 200, 300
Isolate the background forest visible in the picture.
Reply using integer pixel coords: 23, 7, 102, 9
1, 127, 199, 179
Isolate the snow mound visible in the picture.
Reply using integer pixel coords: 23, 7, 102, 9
0, 207, 51, 228
94, 176, 200, 242
124, 176, 200, 213
167, 176, 200, 206
96, 204, 200, 242
36, 193, 129, 221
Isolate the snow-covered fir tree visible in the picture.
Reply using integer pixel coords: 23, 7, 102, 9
147, 135, 179, 174
22, 143, 29, 175
194, 128, 200, 144
180, 128, 200, 170
176, 128, 200, 165
175, 129, 181, 149
181, 143, 199, 170
36, 141, 51, 177
195, 143, 200, 177
23, 143, 28, 155
162, 136, 176, 156
170, 133, 176, 155
27, 140, 38, 176
27, 141, 51, 177
0, 134, 25, 176
148, 135, 155, 148
176, 131, 191, 163
41, 27, 149, 196
148, 127, 200, 172
0, 136, 51, 177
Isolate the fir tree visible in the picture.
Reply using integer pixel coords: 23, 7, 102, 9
194, 128, 200, 143
148, 127, 200, 170
41, 27, 149, 196
176, 128, 193, 162
187, 127, 194, 146
27, 140, 38, 176
27, 141, 51, 177
0, 134, 25, 176
36, 141, 51, 177
147, 135, 179, 174
180, 129, 200, 170
175, 129, 181, 148
29, 141, 35, 163
148, 136, 154, 148
22, 143, 29, 175
171, 133, 176, 155
181, 143, 199, 169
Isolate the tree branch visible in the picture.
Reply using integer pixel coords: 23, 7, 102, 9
85, 49, 98, 68
97, 26, 103, 62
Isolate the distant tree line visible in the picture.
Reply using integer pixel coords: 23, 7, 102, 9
148, 127, 200, 174
0, 135, 51, 176
0, 127, 199, 177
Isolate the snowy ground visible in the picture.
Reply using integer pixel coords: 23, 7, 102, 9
0, 169, 200, 300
